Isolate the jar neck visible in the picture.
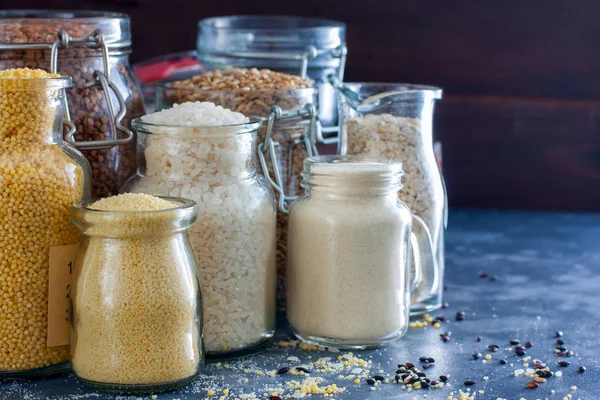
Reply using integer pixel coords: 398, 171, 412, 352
301, 155, 403, 199
71, 198, 198, 239
304, 177, 401, 199
137, 129, 257, 180
0, 81, 70, 146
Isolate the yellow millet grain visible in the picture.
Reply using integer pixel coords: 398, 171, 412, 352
71, 193, 201, 385
0, 68, 83, 372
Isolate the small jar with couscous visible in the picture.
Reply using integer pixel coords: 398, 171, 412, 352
70, 193, 202, 393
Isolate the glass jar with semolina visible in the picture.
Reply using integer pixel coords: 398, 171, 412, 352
70, 194, 203, 393
286, 155, 435, 349
0, 69, 91, 378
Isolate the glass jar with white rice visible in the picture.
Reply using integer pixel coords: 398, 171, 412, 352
122, 102, 277, 359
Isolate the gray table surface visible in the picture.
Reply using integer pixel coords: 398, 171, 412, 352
2, 209, 599, 400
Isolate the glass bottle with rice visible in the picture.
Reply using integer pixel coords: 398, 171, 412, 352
122, 102, 277, 359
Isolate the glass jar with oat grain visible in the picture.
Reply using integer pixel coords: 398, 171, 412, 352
70, 194, 202, 393
157, 77, 318, 313
0, 70, 90, 378
196, 15, 346, 130
0, 10, 145, 198
334, 82, 446, 315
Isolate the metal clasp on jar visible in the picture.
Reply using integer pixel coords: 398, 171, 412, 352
51, 29, 134, 151
205, 44, 347, 81
0, 28, 134, 151
258, 103, 319, 214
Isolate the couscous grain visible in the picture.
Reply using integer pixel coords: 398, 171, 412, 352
70, 193, 202, 387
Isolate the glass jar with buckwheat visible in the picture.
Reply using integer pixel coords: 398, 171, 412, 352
0, 10, 144, 198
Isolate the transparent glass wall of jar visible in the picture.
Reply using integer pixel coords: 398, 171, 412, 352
70, 197, 202, 393
286, 156, 432, 348
196, 15, 346, 130
0, 10, 145, 198
0, 75, 91, 378
156, 85, 318, 313
122, 119, 277, 359
335, 83, 446, 315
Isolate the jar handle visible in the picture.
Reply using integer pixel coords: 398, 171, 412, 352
409, 231, 423, 293
408, 214, 438, 298
257, 103, 319, 214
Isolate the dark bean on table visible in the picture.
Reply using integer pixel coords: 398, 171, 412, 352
276, 367, 290, 375
558, 361, 570, 367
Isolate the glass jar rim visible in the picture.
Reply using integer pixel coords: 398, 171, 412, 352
160, 84, 317, 96
342, 82, 443, 100
197, 15, 345, 63
72, 196, 199, 237
304, 155, 403, 175
302, 155, 404, 192
0, 10, 129, 20
0, 10, 131, 48
73, 196, 197, 215
132, 116, 262, 137
198, 14, 346, 32
0, 76, 72, 91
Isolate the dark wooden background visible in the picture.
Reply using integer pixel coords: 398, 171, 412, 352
3, 0, 600, 211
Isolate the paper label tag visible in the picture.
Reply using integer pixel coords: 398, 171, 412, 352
47, 243, 79, 347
